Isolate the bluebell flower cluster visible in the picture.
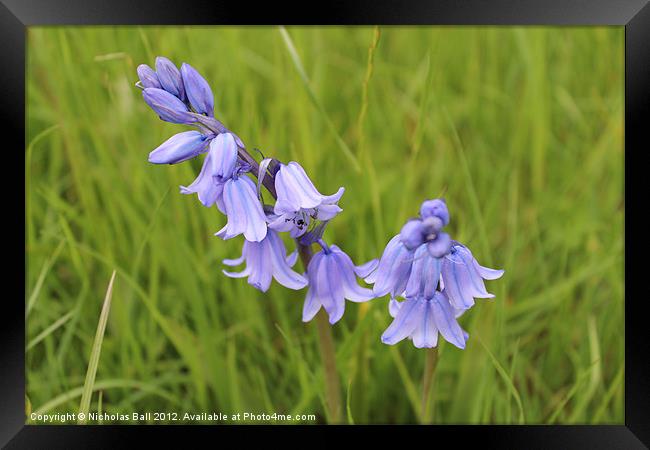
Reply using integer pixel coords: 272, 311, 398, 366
138, 57, 373, 324
138, 57, 503, 348
364, 199, 504, 349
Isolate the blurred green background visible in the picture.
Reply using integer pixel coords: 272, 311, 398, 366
26, 26, 624, 424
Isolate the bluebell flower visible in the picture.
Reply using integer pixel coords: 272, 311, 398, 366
302, 244, 375, 324
441, 241, 504, 310
366, 234, 415, 298
269, 162, 344, 237
215, 171, 268, 242
142, 88, 195, 124
381, 291, 469, 349
222, 229, 307, 292
155, 56, 186, 102
180, 132, 239, 208
180, 63, 214, 117
403, 244, 442, 299
137, 64, 161, 89
148, 130, 211, 165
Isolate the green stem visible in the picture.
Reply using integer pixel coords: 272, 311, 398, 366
297, 243, 341, 424
198, 114, 342, 423
420, 346, 439, 424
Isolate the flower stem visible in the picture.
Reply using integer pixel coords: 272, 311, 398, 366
297, 243, 342, 424
227, 137, 341, 423
420, 346, 439, 424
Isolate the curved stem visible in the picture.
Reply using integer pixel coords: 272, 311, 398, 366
421, 346, 439, 424
230, 140, 341, 424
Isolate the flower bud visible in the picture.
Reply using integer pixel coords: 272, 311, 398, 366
155, 56, 186, 101
181, 63, 214, 117
137, 64, 161, 89
420, 198, 450, 226
142, 88, 195, 124
400, 220, 426, 250
421, 216, 444, 236
148, 131, 209, 164
426, 232, 452, 258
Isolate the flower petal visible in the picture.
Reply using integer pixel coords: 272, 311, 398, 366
223, 254, 245, 266
303, 253, 325, 322
381, 297, 425, 345
474, 260, 505, 280
209, 133, 238, 181
216, 177, 267, 242
274, 162, 324, 211
222, 268, 251, 278
431, 292, 466, 349
354, 258, 379, 279
388, 298, 402, 318
244, 239, 273, 292
302, 283, 322, 323
315, 203, 342, 221
286, 250, 299, 267
371, 235, 414, 298
441, 256, 476, 310
412, 301, 439, 348
180, 173, 223, 208
315, 253, 345, 324
320, 186, 345, 204
331, 247, 374, 303
267, 230, 308, 290
404, 245, 441, 299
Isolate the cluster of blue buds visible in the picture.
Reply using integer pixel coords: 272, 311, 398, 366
365, 199, 504, 349
137, 57, 504, 349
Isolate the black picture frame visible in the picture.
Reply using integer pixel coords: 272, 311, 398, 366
5, 0, 648, 447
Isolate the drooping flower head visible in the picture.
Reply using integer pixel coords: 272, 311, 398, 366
302, 243, 375, 324
215, 169, 268, 242
222, 229, 307, 292
269, 162, 344, 238
381, 292, 469, 349
180, 132, 238, 209
368, 198, 454, 299
441, 241, 504, 310
367, 198, 504, 349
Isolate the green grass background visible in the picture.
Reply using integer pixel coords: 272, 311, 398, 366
26, 26, 624, 424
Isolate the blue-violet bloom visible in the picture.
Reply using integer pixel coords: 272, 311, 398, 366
215, 172, 268, 242
381, 291, 468, 349
367, 235, 415, 298
441, 241, 504, 310
180, 132, 238, 208
222, 229, 307, 292
269, 162, 344, 237
302, 244, 375, 324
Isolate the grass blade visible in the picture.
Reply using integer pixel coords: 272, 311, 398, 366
477, 336, 525, 424
278, 26, 361, 172
26, 310, 76, 351
78, 270, 116, 424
